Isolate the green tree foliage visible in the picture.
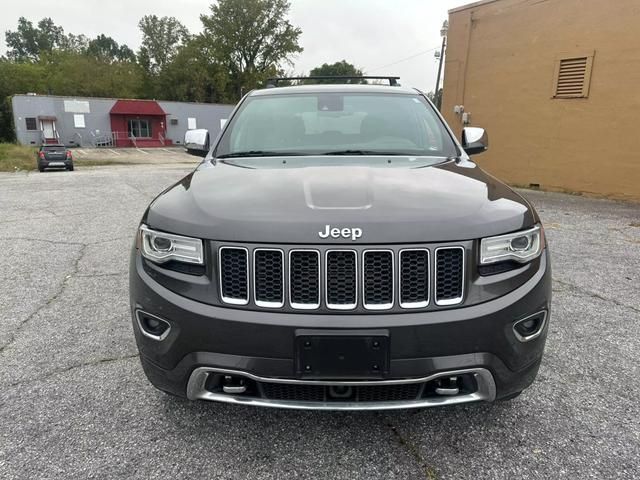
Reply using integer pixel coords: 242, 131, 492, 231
308, 60, 365, 83
156, 36, 229, 103
4, 17, 87, 61
42, 51, 144, 98
137, 15, 189, 75
86, 34, 136, 63
0, 60, 48, 141
200, 0, 303, 98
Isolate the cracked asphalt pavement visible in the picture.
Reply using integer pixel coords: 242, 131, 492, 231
1, 165, 639, 479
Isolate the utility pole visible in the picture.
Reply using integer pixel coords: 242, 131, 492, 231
434, 20, 449, 110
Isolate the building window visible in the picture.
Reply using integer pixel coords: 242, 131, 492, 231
25, 117, 37, 130
552, 53, 594, 99
170, 118, 178, 125
73, 114, 86, 128
127, 119, 151, 138
187, 117, 197, 130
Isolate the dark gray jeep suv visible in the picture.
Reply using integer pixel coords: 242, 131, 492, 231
130, 77, 551, 410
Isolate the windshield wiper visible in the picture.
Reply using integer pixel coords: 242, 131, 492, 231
217, 150, 306, 159
321, 149, 408, 156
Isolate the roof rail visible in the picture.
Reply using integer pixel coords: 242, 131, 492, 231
265, 76, 401, 88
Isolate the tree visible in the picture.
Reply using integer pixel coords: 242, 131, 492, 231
42, 51, 144, 98
86, 34, 136, 63
137, 15, 189, 74
5, 17, 65, 61
308, 60, 365, 83
0, 59, 48, 141
156, 36, 229, 103
60, 33, 89, 53
200, 0, 303, 99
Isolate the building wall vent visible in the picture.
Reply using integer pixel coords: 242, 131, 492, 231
552, 53, 594, 99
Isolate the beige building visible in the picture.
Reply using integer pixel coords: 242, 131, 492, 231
442, 0, 640, 201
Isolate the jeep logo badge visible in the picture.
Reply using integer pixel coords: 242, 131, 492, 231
318, 225, 363, 241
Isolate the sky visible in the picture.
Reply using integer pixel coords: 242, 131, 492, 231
0, 0, 470, 93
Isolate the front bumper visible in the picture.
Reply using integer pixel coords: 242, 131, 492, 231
130, 251, 551, 409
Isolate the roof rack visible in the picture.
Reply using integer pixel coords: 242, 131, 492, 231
265, 76, 401, 88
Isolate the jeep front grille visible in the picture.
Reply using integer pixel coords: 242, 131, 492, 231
218, 245, 465, 311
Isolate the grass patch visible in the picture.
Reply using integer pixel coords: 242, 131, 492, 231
73, 158, 144, 167
0, 143, 38, 172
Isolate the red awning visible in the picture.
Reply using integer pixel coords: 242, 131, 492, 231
110, 99, 166, 116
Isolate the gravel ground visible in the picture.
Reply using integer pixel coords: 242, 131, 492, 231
0, 164, 638, 480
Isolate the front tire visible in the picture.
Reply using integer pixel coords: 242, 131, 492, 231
499, 391, 522, 401
67, 164, 74, 171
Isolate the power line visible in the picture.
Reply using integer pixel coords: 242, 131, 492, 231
366, 46, 440, 72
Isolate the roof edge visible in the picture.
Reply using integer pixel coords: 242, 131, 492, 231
449, 0, 504, 14
11, 93, 235, 108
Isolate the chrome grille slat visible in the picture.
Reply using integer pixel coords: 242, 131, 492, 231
435, 246, 465, 306
399, 249, 430, 309
362, 250, 394, 310
219, 247, 249, 305
289, 249, 321, 309
325, 250, 357, 310
253, 248, 284, 308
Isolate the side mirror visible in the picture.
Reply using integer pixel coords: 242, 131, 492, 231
461, 127, 488, 155
184, 129, 210, 157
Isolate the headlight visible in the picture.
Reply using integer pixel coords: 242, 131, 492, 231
138, 225, 203, 265
480, 224, 544, 265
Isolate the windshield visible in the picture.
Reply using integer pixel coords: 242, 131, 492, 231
215, 92, 458, 158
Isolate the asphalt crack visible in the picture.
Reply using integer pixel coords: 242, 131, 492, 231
0, 243, 88, 354
76, 272, 128, 278
5, 353, 140, 388
553, 277, 640, 313
378, 414, 438, 480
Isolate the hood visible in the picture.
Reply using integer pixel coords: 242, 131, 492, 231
144, 157, 537, 244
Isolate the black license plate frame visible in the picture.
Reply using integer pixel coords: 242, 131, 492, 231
295, 329, 389, 379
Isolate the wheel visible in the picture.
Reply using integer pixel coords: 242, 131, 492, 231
67, 164, 74, 171
38, 165, 45, 172
500, 391, 522, 401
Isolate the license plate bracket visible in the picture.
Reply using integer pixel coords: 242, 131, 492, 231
295, 329, 389, 379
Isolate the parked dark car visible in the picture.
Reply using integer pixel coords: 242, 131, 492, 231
130, 76, 551, 410
37, 145, 74, 172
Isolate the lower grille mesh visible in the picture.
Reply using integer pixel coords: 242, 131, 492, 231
260, 382, 422, 402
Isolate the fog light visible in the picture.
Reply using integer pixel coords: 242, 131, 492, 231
513, 311, 547, 342
136, 311, 171, 341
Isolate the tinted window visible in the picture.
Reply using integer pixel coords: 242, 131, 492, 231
216, 93, 457, 158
